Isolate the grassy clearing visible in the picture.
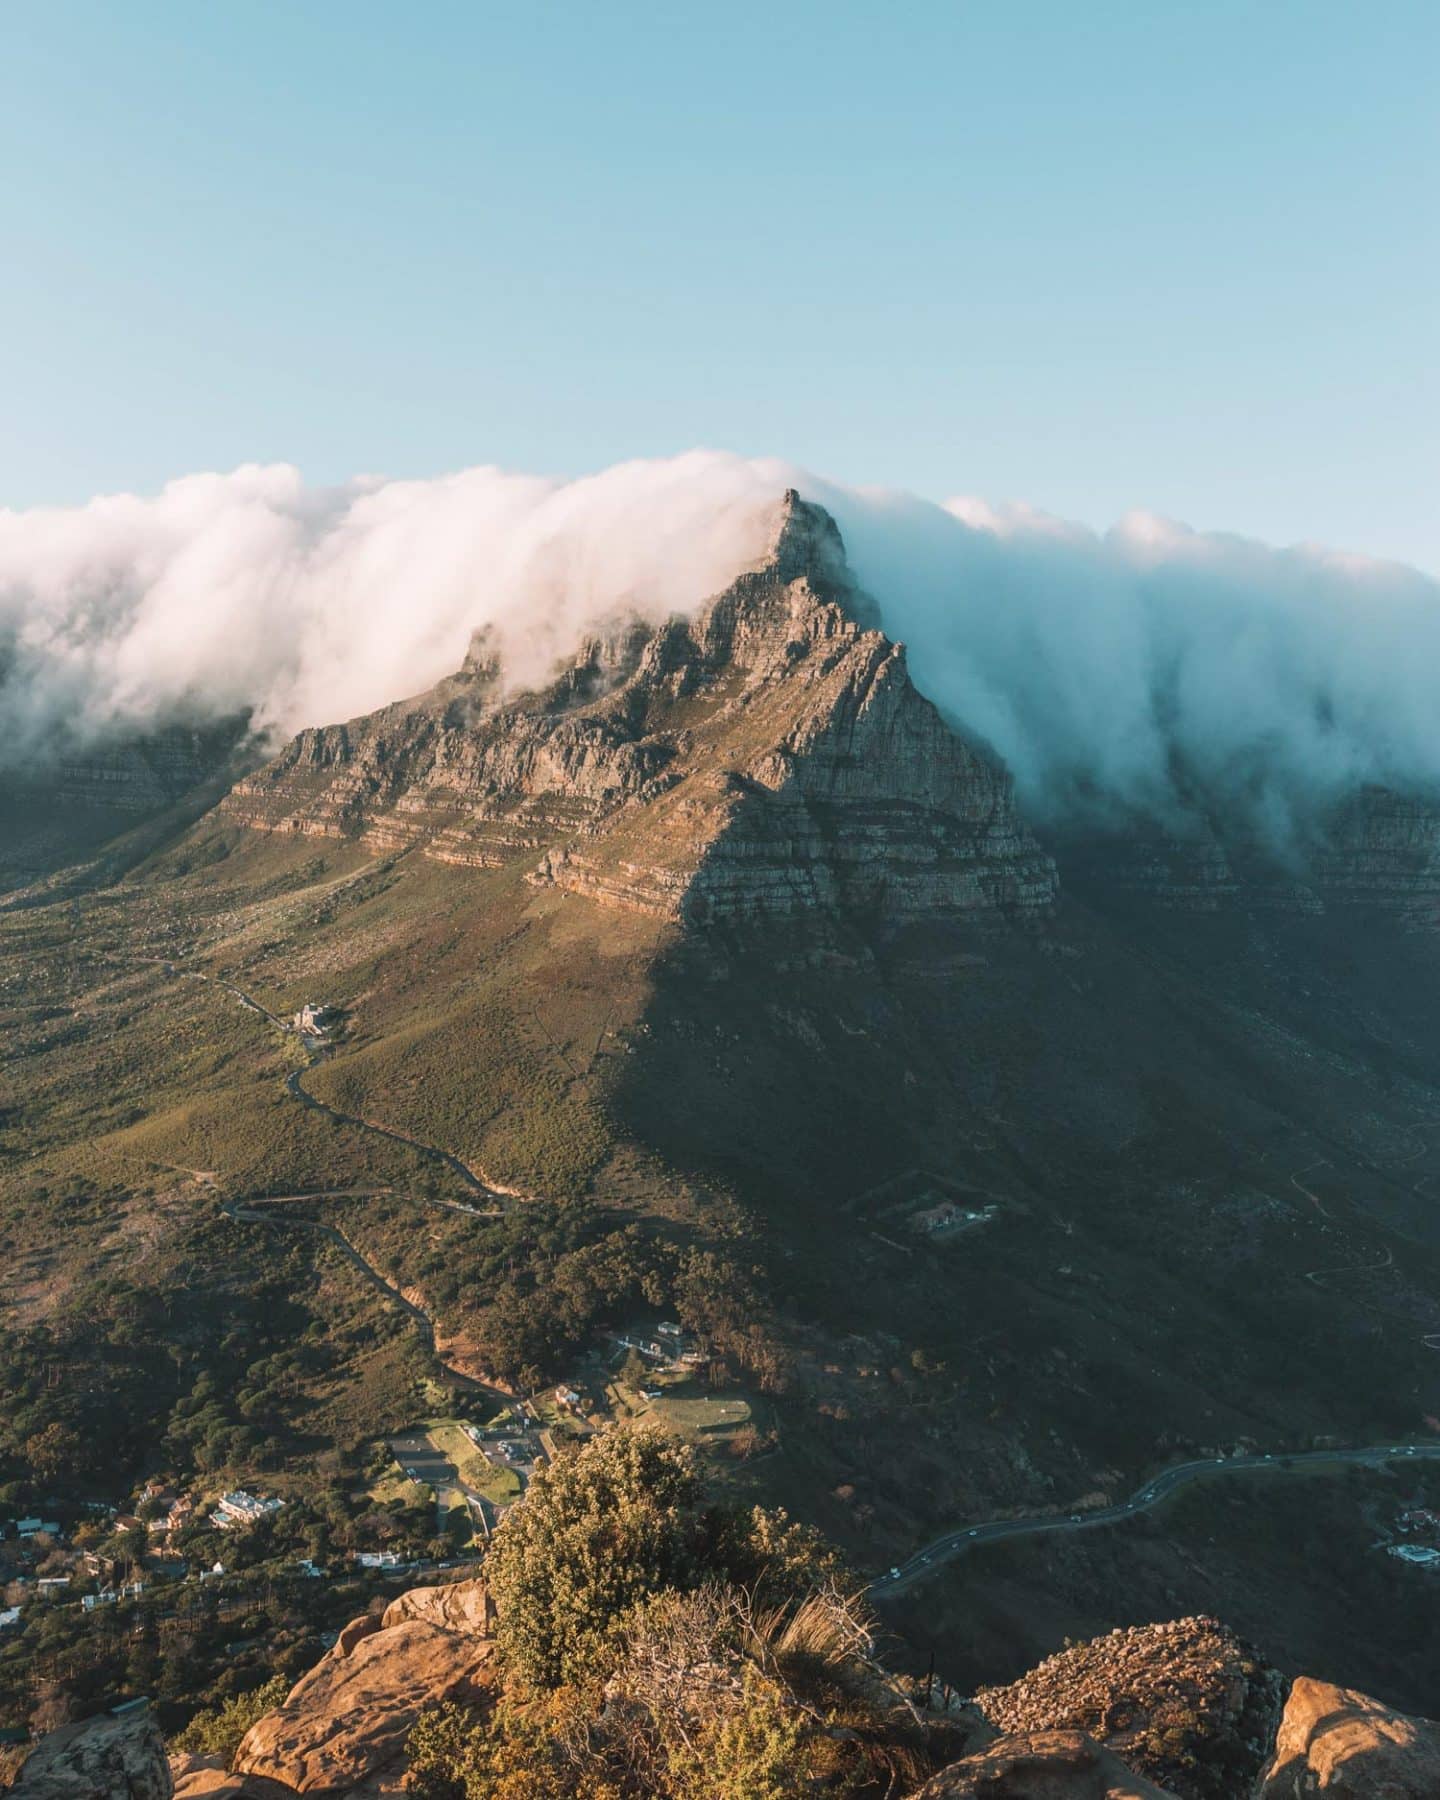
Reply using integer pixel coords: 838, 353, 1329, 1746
609, 1376, 753, 1441
358, 1465, 430, 1508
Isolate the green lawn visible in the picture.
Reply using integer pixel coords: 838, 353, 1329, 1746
423, 1418, 522, 1505
609, 1377, 753, 1440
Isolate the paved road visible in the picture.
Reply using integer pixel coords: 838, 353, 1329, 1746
872, 1443, 1440, 1597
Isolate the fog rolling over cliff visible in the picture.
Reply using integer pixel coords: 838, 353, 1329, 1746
2, 452, 1438, 850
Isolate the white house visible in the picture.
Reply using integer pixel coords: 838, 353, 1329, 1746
213, 1490, 284, 1530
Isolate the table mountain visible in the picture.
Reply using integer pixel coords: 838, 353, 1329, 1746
221, 491, 1057, 929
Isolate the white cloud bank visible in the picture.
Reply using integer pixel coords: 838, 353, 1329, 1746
2, 450, 1437, 839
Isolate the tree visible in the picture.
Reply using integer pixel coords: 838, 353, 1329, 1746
486, 1428, 704, 1689
23, 1422, 83, 1483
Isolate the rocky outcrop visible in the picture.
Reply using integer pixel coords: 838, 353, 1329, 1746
910, 1729, 1178, 1798
973, 1618, 1283, 1800
167, 1755, 252, 1799
1257, 1676, 1440, 1797
1311, 789, 1440, 925
231, 1578, 498, 1795
223, 492, 1057, 931
10, 1708, 172, 1799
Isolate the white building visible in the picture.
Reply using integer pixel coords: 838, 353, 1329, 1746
1388, 1544, 1440, 1566
213, 1490, 284, 1530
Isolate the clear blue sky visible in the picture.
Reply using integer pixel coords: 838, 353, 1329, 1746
2, 2, 1435, 568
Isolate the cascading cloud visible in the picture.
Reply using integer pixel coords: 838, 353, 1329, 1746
2, 449, 1436, 841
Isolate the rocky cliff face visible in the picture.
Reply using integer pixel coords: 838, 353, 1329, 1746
1257, 1676, 1440, 1798
222, 492, 1057, 930
11, 718, 252, 816
1064, 787, 1440, 925
231, 1578, 498, 1795
10, 1708, 172, 1800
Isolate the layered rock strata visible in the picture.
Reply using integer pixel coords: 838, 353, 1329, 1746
1065, 788, 1440, 924
222, 492, 1057, 929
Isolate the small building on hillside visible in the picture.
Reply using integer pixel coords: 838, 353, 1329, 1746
294, 1003, 336, 1036
213, 1490, 284, 1531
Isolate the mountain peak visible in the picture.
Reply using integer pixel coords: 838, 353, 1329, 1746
764, 488, 850, 591
221, 514, 1057, 930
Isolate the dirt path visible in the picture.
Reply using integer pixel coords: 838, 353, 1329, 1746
221, 1193, 517, 1406
284, 1065, 509, 1212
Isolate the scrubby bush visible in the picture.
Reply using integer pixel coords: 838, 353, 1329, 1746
170, 1674, 289, 1764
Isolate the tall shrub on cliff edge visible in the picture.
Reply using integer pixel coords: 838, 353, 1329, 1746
486, 1427, 707, 1689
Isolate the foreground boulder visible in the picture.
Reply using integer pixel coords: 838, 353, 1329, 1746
231, 1578, 499, 1794
1258, 1676, 1440, 1797
168, 1754, 256, 1798
910, 1728, 1178, 1797
973, 1617, 1283, 1800
11, 1709, 172, 1799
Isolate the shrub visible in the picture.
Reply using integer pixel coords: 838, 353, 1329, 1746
170, 1674, 289, 1765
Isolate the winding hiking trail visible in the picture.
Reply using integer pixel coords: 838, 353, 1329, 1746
118, 952, 529, 1398
283, 1065, 508, 1214
221, 1191, 520, 1408
126, 952, 516, 1213
1289, 1148, 1440, 1354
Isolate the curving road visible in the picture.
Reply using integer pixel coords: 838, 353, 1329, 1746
120, 952, 516, 1212
871, 1442, 1440, 1596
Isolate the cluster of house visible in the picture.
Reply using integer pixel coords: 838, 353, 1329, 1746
81, 1581, 146, 1612
7, 1518, 61, 1542
909, 1199, 1000, 1236
1389, 1508, 1440, 1567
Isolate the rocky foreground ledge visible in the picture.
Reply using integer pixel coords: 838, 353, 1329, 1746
7, 1588, 1440, 1798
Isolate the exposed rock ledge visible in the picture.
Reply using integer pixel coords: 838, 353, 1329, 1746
911, 1728, 1178, 1798
230, 1577, 498, 1795
1257, 1676, 1440, 1797
10, 1708, 172, 1799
